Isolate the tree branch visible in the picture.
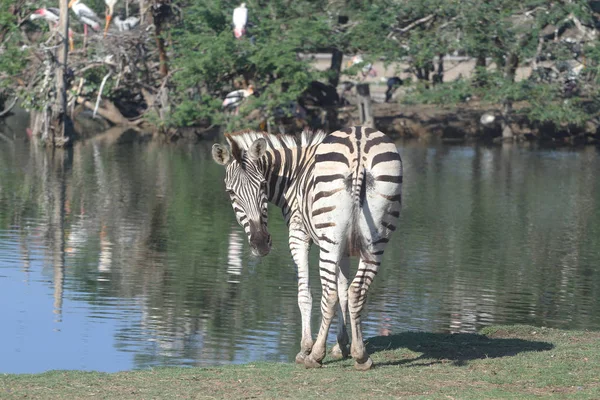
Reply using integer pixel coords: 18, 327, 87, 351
0, 97, 18, 118
394, 14, 435, 34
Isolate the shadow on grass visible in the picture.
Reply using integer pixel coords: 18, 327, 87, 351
353, 331, 554, 367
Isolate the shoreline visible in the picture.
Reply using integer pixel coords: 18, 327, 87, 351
1, 325, 599, 399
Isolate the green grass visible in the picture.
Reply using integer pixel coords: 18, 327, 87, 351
2, 325, 599, 399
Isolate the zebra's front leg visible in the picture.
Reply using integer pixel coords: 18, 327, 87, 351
331, 255, 349, 360
304, 250, 341, 368
289, 226, 313, 364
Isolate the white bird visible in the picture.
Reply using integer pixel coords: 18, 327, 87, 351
222, 85, 254, 114
233, 3, 248, 39
113, 15, 140, 31
30, 8, 75, 50
104, 0, 119, 36
68, 0, 101, 49
30, 8, 60, 26
480, 112, 496, 126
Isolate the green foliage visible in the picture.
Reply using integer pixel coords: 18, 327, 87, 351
168, 0, 333, 129
2, 0, 600, 132
407, 79, 473, 105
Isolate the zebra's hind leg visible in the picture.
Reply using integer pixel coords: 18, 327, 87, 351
331, 256, 350, 360
304, 251, 342, 368
348, 254, 383, 371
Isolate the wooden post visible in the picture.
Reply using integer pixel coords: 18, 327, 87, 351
356, 83, 374, 128
54, 0, 71, 145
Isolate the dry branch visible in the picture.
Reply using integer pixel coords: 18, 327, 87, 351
0, 97, 18, 117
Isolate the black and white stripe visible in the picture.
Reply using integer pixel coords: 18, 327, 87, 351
212, 126, 403, 370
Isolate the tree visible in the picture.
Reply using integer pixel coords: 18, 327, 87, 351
3, 0, 600, 141
391, 0, 599, 139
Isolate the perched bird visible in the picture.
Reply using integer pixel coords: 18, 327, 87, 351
113, 15, 140, 31
68, 0, 101, 49
232, 3, 248, 39
30, 8, 75, 50
30, 8, 60, 27
104, 0, 119, 36
222, 85, 254, 114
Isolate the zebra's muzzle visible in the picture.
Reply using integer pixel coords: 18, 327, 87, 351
249, 223, 271, 257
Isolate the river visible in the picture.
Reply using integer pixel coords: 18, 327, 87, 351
0, 137, 599, 373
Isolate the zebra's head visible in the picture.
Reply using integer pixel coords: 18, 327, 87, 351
212, 136, 272, 257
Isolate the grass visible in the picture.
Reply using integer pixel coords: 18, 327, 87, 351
1, 325, 599, 399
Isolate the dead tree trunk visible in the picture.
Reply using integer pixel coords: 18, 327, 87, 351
501, 52, 519, 139
53, 0, 73, 146
152, 1, 170, 78
356, 83, 374, 129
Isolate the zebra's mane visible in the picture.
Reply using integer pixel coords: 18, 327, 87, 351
225, 129, 328, 151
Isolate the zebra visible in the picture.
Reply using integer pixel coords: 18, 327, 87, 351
211, 126, 402, 370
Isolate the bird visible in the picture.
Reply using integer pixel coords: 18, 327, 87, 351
104, 0, 119, 37
222, 85, 254, 114
30, 8, 75, 51
30, 8, 60, 27
232, 3, 248, 39
113, 15, 140, 32
68, 0, 101, 49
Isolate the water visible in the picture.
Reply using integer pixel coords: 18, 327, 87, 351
1, 139, 599, 373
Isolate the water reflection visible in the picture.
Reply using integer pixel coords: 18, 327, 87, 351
0, 139, 599, 373
227, 225, 244, 284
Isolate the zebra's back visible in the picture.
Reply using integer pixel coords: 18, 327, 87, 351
308, 126, 402, 256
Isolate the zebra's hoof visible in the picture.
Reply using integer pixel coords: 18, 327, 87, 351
295, 352, 308, 364
304, 355, 323, 369
354, 357, 374, 371
330, 344, 349, 360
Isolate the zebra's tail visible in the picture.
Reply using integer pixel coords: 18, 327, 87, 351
347, 167, 370, 260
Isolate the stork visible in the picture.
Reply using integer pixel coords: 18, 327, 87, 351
30, 8, 75, 51
68, 0, 101, 49
30, 8, 59, 27
232, 3, 247, 39
104, 0, 119, 37
222, 85, 254, 114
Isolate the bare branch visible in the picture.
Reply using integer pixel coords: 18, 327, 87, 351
394, 14, 435, 34
94, 72, 113, 118
569, 13, 597, 42
0, 97, 18, 117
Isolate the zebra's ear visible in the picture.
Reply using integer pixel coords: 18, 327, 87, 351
248, 138, 267, 160
212, 144, 231, 165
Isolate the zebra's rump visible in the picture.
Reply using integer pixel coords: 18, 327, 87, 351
313, 126, 402, 200
309, 126, 403, 255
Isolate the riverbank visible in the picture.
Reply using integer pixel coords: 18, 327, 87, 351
1, 325, 598, 399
